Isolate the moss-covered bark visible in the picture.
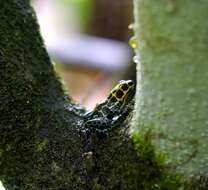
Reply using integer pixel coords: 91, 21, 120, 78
134, 0, 208, 188
0, 1, 183, 190
0, 0, 83, 189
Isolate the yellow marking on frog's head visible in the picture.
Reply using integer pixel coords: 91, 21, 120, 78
92, 80, 134, 114
109, 80, 134, 104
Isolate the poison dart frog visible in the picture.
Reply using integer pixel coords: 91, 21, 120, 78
83, 80, 134, 136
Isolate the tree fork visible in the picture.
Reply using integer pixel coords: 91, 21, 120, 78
1, 0, 206, 189
0, 1, 173, 189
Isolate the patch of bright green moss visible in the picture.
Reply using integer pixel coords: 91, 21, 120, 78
131, 131, 184, 190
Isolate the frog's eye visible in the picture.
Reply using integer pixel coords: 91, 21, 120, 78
128, 81, 134, 86
121, 84, 128, 91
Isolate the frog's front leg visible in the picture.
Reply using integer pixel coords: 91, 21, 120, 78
110, 108, 130, 129
84, 117, 111, 136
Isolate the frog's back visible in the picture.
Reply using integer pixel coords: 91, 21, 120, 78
84, 80, 134, 135
84, 80, 134, 129
91, 80, 134, 117
91, 100, 111, 118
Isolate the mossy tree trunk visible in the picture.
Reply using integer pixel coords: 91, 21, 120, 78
134, 0, 208, 188
0, 1, 179, 190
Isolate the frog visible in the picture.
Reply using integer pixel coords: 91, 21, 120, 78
83, 80, 134, 136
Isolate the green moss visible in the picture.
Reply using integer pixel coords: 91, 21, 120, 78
132, 131, 184, 190
35, 139, 48, 153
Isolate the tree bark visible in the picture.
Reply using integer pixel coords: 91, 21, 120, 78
0, 1, 180, 190
134, 0, 208, 188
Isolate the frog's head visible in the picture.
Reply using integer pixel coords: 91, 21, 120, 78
109, 80, 134, 106
118, 80, 134, 91
118, 80, 134, 99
